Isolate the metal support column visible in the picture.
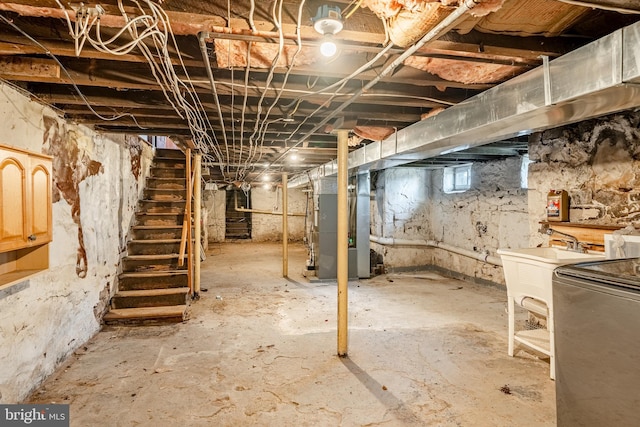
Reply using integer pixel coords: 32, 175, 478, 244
337, 130, 349, 357
282, 173, 288, 278
194, 154, 202, 296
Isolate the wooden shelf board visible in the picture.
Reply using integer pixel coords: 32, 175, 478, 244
0, 268, 46, 289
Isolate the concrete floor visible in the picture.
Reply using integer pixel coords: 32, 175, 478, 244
29, 242, 556, 426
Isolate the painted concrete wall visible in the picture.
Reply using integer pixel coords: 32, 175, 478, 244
203, 188, 226, 243
0, 83, 152, 403
250, 186, 306, 242
204, 186, 307, 243
371, 159, 529, 285
528, 111, 640, 244
370, 168, 435, 269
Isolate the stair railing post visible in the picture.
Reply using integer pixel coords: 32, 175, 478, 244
282, 173, 288, 278
186, 151, 193, 296
194, 153, 202, 297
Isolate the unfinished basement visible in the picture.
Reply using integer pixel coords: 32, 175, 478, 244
1, 0, 640, 426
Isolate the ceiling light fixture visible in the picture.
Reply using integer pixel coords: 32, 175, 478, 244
312, 5, 343, 58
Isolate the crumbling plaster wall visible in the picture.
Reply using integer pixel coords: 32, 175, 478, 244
371, 159, 529, 285
528, 111, 640, 245
428, 159, 529, 284
0, 83, 153, 403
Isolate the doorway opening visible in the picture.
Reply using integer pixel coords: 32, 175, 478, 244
225, 190, 252, 239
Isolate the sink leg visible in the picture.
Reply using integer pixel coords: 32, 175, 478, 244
508, 294, 515, 357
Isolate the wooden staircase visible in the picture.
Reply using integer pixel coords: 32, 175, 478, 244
104, 148, 191, 325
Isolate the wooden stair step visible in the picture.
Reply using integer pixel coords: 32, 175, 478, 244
125, 254, 182, 260
119, 271, 188, 279
111, 287, 190, 309
117, 270, 188, 290
103, 305, 188, 324
139, 199, 188, 202
116, 287, 189, 298
136, 212, 184, 216
129, 239, 183, 244
147, 177, 185, 180
132, 225, 184, 230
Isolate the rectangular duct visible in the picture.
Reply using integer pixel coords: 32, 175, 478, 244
288, 20, 640, 188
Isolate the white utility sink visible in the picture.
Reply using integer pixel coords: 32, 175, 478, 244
497, 246, 606, 380
498, 246, 607, 265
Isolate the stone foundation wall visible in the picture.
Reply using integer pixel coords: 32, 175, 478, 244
0, 83, 152, 402
371, 159, 529, 285
528, 111, 640, 244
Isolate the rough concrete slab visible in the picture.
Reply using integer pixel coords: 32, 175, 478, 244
29, 242, 555, 426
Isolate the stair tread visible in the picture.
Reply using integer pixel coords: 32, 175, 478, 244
139, 199, 188, 203
136, 212, 184, 215
119, 271, 188, 278
115, 287, 190, 298
104, 305, 187, 320
129, 239, 183, 244
132, 225, 184, 229
125, 254, 183, 260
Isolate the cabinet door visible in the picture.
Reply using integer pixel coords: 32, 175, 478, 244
29, 157, 52, 245
0, 151, 28, 251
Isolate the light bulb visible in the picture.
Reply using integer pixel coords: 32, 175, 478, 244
320, 40, 337, 57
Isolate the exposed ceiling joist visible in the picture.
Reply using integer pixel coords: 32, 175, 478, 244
0, 0, 638, 184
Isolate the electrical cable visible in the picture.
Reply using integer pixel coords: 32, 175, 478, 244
249, 0, 307, 168
237, 41, 252, 181
252, 0, 480, 184
343, 0, 364, 20
227, 0, 234, 178
0, 12, 146, 128
243, 0, 286, 179
54, 0, 228, 171
249, 0, 258, 32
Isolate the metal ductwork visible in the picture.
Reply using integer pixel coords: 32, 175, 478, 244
289, 20, 640, 187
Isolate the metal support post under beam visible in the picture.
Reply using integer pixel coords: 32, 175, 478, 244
282, 173, 288, 278
194, 154, 202, 296
337, 130, 349, 357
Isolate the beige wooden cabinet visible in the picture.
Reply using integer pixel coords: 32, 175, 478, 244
0, 144, 52, 288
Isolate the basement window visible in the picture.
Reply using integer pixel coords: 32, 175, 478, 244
443, 164, 471, 194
